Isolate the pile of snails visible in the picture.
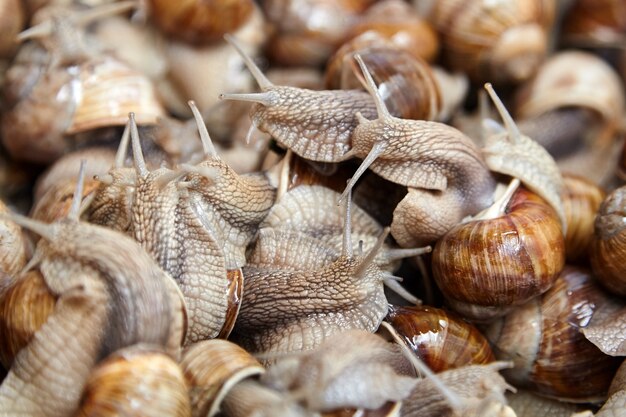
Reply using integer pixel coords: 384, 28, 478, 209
0, 0, 626, 416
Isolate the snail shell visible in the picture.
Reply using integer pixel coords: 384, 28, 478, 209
430, 0, 555, 84
485, 266, 621, 402
515, 51, 626, 145
590, 185, 626, 297
262, 0, 374, 67
384, 305, 495, 372
180, 339, 264, 417
432, 186, 565, 321
561, 174, 606, 263
77, 344, 191, 417
0, 270, 56, 369
562, 0, 626, 47
147, 0, 255, 44
344, 0, 439, 63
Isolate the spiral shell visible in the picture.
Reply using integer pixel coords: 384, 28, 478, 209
77, 345, 191, 417
515, 51, 625, 144
432, 186, 565, 321
180, 339, 264, 417
0, 270, 56, 368
430, 0, 555, 84
0, 200, 29, 278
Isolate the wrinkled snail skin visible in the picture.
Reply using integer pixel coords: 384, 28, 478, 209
432, 186, 565, 321
591, 185, 626, 297
485, 266, 622, 403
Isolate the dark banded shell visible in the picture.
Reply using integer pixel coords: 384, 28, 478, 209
385, 305, 494, 372
432, 187, 565, 316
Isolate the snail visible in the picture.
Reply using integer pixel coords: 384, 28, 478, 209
128, 103, 275, 343
484, 266, 621, 402
220, 35, 378, 163
77, 344, 191, 417
432, 179, 565, 321
428, 0, 556, 84
0, 2, 165, 163
335, 54, 494, 247
590, 184, 626, 297
233, 189, 427, 356
0, 163, 185, 415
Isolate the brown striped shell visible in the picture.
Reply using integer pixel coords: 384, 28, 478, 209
562, 0, 626, 47
561, 174, 606, 263
432, 186, 565, 321
384, 305, 495, 372
180, 339, 264, 417
590, 185, 626, 297
430, 0, 555, 84
147, 0, 255, 44
0, 270, 56, 368
77, 345, 191, 417
485, 266, 621, 402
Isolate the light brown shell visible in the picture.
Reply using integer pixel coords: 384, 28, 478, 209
516, 51, 625, 143
485, 266, 621, 403
77, 345, 191, 417
180, 339, 264, 417
0, 270, 56, 368
344, 0, 439, 63
562, 0, 626, 47
430, 0, 555, 84
147, 0, 255, 44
